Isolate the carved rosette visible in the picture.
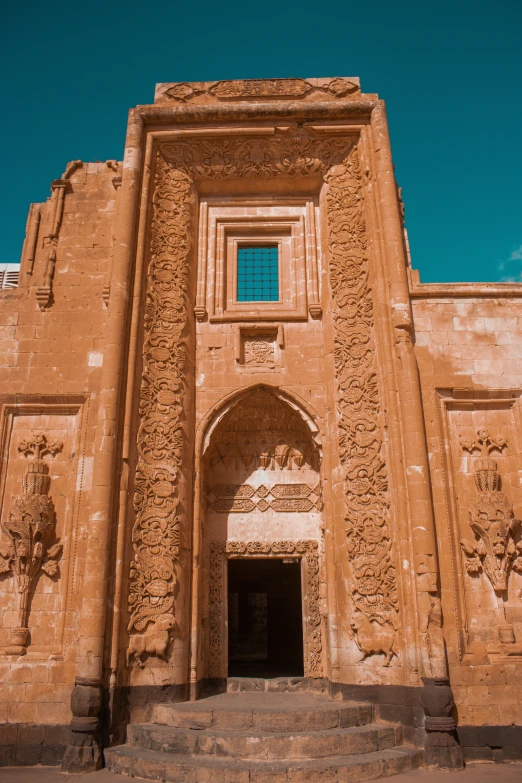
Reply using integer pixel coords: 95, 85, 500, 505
325, 147, 399, 662
209, 540, 322, 678
0, 434, 63, 654
129, 132, 399, 664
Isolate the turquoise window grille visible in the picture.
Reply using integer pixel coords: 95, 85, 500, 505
236, 246, 279, 302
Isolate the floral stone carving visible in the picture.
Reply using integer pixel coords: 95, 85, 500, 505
325, 146, 399, 665
459, 429, 522, 644
0, 433, 63, 654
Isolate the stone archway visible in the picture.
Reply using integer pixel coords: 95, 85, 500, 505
200, 386, 324, 680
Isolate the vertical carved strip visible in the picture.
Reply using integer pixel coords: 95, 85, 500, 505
127, 153, 196, 652
326, 146, 399, 665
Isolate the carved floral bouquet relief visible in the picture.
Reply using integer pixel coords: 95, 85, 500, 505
0, 433, 63, 654
459, 429, 522, 646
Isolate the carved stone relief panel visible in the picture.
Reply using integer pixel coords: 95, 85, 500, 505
243, 332, 277, 366
325, 146, 400, 666
208, 540, 322, 679
438, 391, 522, 661
0, 398, 87, 657
155, 77, 360, 105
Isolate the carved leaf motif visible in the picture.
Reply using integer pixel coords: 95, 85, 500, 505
41, 559, 59, 576
0, 557, 11, 573
47, 542, 62, 559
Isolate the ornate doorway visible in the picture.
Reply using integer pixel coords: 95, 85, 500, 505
228, 557, 304, 677
199, 386, 324, 680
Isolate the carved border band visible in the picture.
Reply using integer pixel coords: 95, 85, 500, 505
325, 147, 399, 650
208, 540, 322, 678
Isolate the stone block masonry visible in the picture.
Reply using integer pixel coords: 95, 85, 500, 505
0, 76, 520, 776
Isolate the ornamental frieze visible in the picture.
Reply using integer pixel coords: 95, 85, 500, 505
205, 483, 323, 513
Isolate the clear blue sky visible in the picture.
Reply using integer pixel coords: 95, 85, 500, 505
1, 0, 521, 282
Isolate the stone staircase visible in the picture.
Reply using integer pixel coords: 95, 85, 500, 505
105, 678, 423, 782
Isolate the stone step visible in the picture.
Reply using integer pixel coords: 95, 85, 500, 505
226, 677, 329, 694
105, 743, 423, 782
127, 723, 401, 760
153, 695, 373, 733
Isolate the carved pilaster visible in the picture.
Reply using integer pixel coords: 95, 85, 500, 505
325, 146, 399, 666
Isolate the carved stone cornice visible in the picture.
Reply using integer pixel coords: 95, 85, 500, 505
156, 77, 361, 105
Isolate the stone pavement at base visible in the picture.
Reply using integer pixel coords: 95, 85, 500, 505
1, 765, 522, 783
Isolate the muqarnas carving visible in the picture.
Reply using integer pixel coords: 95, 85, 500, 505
207, 389, 319, 473
459, 429, 522, 646
0, 434, 63, 655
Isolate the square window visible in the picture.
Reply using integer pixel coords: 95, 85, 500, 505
236, 246, 279, 302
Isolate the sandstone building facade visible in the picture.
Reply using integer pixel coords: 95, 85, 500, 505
0, 77, 521, 777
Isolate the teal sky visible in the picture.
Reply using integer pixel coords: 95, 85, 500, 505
1, 0, 521, 282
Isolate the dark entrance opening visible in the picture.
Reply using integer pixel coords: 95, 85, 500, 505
227, 558, 304, 678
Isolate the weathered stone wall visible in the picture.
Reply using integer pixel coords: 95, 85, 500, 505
413, 291, 522, 730
0, 161, 119, 731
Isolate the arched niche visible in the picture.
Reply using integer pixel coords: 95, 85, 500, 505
198, 386, 325, 680
203, 387, 322, 543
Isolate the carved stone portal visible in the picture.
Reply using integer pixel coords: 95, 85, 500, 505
208, 540, 322, 679
0, 433, 63, 655
128, 135, 400, 666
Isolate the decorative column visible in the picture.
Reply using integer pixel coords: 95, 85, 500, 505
61, 111, 144, 773
371, 102, 463, 770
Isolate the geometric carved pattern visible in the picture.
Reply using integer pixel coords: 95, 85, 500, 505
206, 483, 323, 513
209, 540, 322, 678
326, 145, 399, 660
